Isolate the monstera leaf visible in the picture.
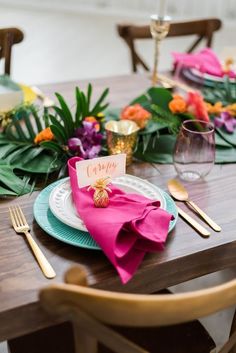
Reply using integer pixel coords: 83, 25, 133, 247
0, 105, 62, 197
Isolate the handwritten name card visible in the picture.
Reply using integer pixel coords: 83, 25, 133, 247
76, 154, 126, 188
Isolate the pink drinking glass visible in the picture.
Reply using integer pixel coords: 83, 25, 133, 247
173, 120, 215, 181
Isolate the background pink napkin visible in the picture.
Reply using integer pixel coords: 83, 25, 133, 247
172, 48, 236, 78
68, 157, 173, 284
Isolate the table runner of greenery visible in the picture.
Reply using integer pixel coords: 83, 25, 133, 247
0, 81, 236, 197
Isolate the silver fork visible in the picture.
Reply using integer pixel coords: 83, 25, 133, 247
9, 206, 56, 279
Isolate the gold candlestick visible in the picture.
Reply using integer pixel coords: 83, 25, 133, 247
150, 14, 171, 86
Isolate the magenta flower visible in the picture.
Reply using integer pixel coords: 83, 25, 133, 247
67, 121, 103, 159
214, 112, 236, 133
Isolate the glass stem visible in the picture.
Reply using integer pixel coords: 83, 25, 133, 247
152, 39, 160, 86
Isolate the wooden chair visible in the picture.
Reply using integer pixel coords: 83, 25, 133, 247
0, 27, 24, 75
117, 18, 222, 72
39, 265, 236, 353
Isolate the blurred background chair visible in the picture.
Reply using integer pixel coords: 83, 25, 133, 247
117, 18, 222, 73
37, 265, 236, 353
0, 27, 24, 75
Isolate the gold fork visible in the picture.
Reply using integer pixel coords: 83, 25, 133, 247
9, 206, 56, 279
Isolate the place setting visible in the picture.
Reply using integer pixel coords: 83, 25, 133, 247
33, 153, 178, 283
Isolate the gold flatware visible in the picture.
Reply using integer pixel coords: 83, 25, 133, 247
177, 206, 210, 238
31, 86, 54, 108
168, 179, 221, 232
9, 206, 56, 279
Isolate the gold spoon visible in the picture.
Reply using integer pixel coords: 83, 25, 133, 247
168, 179, 221, 232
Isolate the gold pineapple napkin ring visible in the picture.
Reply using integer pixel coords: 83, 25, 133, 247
87, 177, 112, 208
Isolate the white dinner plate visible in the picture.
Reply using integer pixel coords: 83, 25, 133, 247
49, 175, 166, 232
190, 68, 236, 83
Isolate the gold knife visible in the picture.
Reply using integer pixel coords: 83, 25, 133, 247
177, 206, 210, 238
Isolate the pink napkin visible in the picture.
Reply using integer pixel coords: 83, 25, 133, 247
68, 157, 173, 284
172, 48, 236, 78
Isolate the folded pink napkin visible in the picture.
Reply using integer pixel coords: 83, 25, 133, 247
68, 157, 173, 284
172, 48, 236, 78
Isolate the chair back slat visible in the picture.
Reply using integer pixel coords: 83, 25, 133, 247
117, 18, 222, 72
40, 266, 236, 353
41, 266, 236, 327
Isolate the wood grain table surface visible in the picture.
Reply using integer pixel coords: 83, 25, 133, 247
0, 74, 236, 341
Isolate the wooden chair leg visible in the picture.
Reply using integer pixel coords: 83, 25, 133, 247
73, 323, 97, 353
229, 308, 236, 353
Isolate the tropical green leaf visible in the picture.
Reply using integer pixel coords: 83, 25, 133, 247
215, 127, 236, 147
93, 103, 109, 116
49, 115, 68, 141
0, 144, 21, 159
105, 108, 120, 121
151, 104, 182, 134
31, 105, 43, 132
23, 113, 36, 141
50, 124, 67, 144
203, 77, 236, 105
87, 83, 92, 113
55, 92, 74, 135
134, 134, 175, 163
40, 141, 64, 153
91, 88, 109, 115
13, 118, 30, 141
75, 86, 83, 124
3, 145, 33, 164
0, 161, 31, 195
130, 93, 149, 106
0, 185, 17, 196
14, 149, 62, 173
80, 91, 87, 117
215, 131, 233, 147
147, 87, 173, 110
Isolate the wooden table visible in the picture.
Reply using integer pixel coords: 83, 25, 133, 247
1, 74, 236, 343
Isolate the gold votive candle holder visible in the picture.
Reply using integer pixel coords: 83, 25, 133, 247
105, 120, 140, 166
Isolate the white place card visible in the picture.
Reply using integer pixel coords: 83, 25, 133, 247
76, 154, 126, 188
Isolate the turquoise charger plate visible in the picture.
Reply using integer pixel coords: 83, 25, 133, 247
33, 179, 178, 251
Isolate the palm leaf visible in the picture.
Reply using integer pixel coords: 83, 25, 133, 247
90, 88, 109, 115
75, 87, 83, 124
55, 92, 74, 135
49, 115, 68, 141
40, 141, 64, 153
151, 104, 182, 134
50, 125, 67, 144
87, 83, 92, 113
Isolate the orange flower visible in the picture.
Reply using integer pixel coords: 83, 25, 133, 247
169, 96, 187, 114
225, 103, 236, 116
120, 104, 151, 129
205, 101, 223, 115
84, 116, 100, 131
186, 92, 210, 123
34, 127, 54, 144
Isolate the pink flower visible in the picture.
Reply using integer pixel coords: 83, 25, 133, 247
214, 112, 236, 133
187, 92, 210, 123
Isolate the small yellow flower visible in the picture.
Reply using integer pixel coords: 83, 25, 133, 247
225, 103, 236, 116
205, 102, 223, 115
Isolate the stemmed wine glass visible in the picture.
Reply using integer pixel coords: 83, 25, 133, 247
150, 14, 171, 86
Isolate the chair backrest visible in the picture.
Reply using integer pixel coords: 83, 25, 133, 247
117, 18, 222, 72
40, 265, 236, 353
0, 27, 24, 75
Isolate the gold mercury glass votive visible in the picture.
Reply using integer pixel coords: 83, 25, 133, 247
105, 120, 140, 166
